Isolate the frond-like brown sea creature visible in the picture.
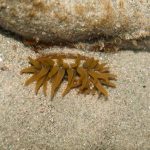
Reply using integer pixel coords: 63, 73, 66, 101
21, 53, 117, 99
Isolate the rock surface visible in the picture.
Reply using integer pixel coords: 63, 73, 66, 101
0, 0, 149, 43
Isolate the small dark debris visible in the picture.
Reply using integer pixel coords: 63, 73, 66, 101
12, 44, 18, 50
0, 66, 9, 71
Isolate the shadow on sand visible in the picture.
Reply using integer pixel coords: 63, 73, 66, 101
0, 27, 149, 53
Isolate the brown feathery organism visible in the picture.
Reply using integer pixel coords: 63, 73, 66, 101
20, 53, 117, 99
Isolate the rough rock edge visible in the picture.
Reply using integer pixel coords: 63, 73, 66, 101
0, 0, 149, 50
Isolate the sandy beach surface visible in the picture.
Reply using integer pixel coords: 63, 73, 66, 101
0, 29, 150, 150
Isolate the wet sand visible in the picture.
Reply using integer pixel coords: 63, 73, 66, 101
0, 30, 150, 149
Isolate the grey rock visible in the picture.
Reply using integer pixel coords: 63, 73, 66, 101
0, 0, 149, 43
